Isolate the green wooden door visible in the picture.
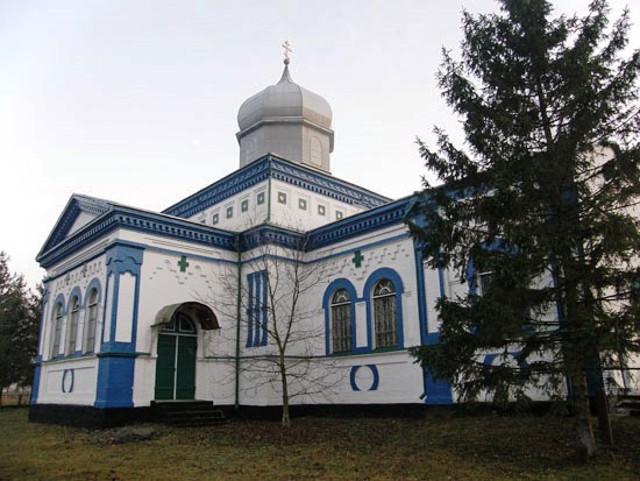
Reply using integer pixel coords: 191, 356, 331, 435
176, 336, 197, 399
155, 326, 197, 400
155, 334, 176, 400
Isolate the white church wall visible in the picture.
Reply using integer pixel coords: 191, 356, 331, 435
37, 247, 107, 406
269, 178, 367, 231
38, 357, 98, 406
184, 180, 270, 232
131, 238, 238, 407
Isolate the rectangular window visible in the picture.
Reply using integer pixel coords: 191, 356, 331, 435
257, 192, 265, 205
479, 272, 493, 295
277, 192, 287, 204
335, 210, 344, 220
226, 206, 233, 219
246, 271, 268, 348
318, 205, 326, 216
212, 213, 219, 225
241, 199, 249, 212
298, 198, 307, 211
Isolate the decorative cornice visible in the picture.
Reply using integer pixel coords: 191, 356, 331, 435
162, 159, 271, 219
307, 196, 412, 250
37, 205, 236, 269
162, 154, 391, 219
269, 157, 390, 209
38, 193, 416, 270
239, 224, 307, 252
39, 195, 112, 257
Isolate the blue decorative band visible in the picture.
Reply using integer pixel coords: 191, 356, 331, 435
349, 365, 380, 392
163, 155, 390, 219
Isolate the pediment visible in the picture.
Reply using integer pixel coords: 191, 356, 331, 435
37, 194, 112, 261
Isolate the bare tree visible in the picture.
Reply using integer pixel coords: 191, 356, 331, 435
208, 228, 341, 427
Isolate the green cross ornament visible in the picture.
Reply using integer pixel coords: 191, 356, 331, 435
177, 255, 190, 272
352, 250, 364, 268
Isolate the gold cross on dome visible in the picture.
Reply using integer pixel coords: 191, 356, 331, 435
282, 40, 292, 63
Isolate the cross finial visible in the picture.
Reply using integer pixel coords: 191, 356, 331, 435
282, 40, 292, 65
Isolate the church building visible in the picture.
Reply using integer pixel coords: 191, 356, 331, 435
30, 53, 615, 428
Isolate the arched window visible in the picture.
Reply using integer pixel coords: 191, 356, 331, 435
85, 288, 98, 353
66, 296, 80, 355
50, 302, 63, 358
373, 279, 397, 348
331, 289, 352, 353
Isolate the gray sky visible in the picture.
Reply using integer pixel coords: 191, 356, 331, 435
1, 0, 638, 288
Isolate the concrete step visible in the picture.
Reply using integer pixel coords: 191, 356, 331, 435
152, 400, 226, 427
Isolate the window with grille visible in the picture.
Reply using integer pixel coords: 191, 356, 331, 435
66, 296, 80, 355
51, 302, 63, 358
85, 288, 98, 353
373, 279, 397, 348
478, 271, 493, 295
331, 289, 352, 353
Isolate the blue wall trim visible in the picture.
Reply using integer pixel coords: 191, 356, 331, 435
349, 365, 380, 391
411, 229, 453, 405
37, 205, 236, 268
307, 197, 411, 251
95, 244, 143, 408
61, 368, 75, 393
163, 154, 390, 219
101, 244, 144, 353
38, 195, 111, 258
31, 284, 49, 403
94, 355, 135, 408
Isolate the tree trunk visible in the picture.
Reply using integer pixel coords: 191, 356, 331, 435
595, 385, 613, 446
570, 371, 597, 460
279, 354, 290, 428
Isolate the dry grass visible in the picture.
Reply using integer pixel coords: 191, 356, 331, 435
0, 408, 638, 480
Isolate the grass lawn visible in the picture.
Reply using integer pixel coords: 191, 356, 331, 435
1, 408, 638, 481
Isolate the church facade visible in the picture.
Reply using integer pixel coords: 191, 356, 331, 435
31, 58, 632, 427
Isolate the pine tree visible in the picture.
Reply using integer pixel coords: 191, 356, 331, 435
0, 252, 41, 402
407, 0, 639, 458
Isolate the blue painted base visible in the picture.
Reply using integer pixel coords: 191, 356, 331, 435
95, 355, 135, 408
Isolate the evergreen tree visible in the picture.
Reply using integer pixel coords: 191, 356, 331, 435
407, 0, 639, 458
0, 252, 41, 402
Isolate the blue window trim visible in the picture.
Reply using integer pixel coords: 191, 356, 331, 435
84, 278, 102, 353
363, 267, 405, 351
84, 278, 102, 305
67, 286, 84, 309
65, 287, 84, 356
322, 278, 359, 355
49, 293, 66, 359
246, 270, 268, 347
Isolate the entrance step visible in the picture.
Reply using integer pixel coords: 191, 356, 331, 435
615, 392, 640, 417
152, 400, 226, 427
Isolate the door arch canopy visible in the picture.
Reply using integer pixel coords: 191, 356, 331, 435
154, 302, 219, 330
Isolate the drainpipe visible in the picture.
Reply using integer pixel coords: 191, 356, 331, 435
234, 235, 242, 409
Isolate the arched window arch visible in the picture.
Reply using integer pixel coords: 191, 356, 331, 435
323, 279, 357, 355
50, 301, 64, 358
66, 296, 80, 355
85, 288, 99, 353
331, 289, 352, 353
373, 279, 398, 348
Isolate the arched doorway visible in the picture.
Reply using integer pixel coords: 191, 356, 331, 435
153, 303, 219, 400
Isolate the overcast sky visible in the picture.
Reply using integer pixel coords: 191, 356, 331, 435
1, 0, 638, 288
